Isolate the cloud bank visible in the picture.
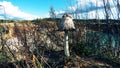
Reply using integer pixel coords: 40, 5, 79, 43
56, 0, 119, 19
0, 1, 39, 20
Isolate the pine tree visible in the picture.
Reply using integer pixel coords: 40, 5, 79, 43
49, 6, 56, 18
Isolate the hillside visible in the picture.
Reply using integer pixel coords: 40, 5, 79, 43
0, 19, 120, 68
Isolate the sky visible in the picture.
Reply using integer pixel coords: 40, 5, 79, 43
0, 0, 119, 20
0, 0, 69, 20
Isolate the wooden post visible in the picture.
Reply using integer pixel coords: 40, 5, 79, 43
64, 31, 70, 57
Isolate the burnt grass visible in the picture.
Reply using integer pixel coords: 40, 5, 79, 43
0, 50, 120, 68
0, 19, 120, 68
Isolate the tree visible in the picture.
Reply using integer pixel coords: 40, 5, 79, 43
49, 6, 56, 18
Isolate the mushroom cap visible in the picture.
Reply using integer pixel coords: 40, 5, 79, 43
62, 13, 72, 19
60, 13, 75, 31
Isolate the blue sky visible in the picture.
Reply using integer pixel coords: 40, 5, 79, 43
0, 0, 69, 19
9, 0, 67, 17
0, 0, 69, 20
0, 0, 119, 20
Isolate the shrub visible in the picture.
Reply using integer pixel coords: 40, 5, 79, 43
73, 41, 94, 57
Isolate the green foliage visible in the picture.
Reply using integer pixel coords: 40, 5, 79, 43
35, 57, 42, 68
0, 20, 15, 23
0, 55, 7, 63
73, 41, 94, 57
0, 20, 4, 23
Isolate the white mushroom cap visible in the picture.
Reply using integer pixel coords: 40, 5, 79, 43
60, 13, 75, 31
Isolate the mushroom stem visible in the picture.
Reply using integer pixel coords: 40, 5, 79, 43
64, 31, 70, 57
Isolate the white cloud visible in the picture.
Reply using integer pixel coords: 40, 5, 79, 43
0, 1, 39, 20
56, 10, 65, 15
56, 0, 119, 19
43, 13, 50, 18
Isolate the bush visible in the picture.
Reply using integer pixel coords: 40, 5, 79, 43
73, 41, 94, 57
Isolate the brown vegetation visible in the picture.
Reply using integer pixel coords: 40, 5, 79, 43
0, 19, 119, 68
